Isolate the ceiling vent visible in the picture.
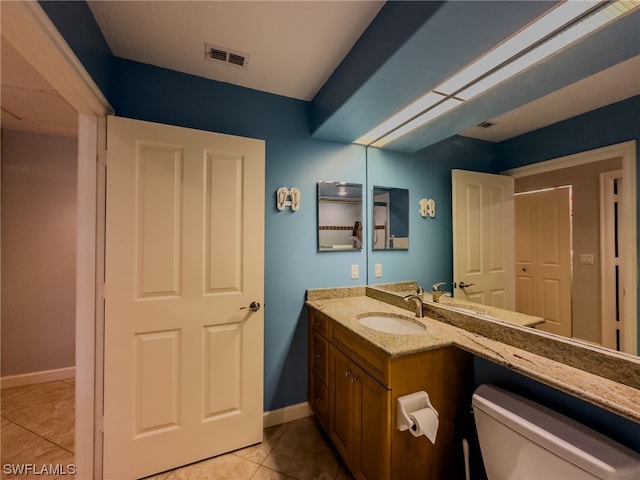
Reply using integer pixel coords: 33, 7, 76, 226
205, 43, 250, 69
477, 121, 496, 129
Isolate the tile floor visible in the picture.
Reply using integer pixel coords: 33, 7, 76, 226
145, 417, 353, 480
1, 380, 352, 480
1, 379, 75, 480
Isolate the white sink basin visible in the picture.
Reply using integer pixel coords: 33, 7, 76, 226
447, 305, 498, 320
358, 314, 425, 334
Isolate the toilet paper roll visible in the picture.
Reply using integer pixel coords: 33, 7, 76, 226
409, 407, 439, 444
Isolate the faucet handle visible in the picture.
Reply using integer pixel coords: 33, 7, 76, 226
432, 282, 447, 292
415, 285, 424, 295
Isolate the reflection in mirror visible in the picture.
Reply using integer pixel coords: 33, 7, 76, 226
451, 144, 637, 357
373, 186, 409, 250
317, 182, 363, 251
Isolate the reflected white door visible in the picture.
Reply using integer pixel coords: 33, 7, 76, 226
452, 170, 515, 309
374, 204, 388, 249
103, 116, 265, 479
515, 187, 572, 337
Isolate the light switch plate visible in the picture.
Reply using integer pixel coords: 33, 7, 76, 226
375, 263, 382, 278
580, 254, 595, 265
351, 264, 359, 279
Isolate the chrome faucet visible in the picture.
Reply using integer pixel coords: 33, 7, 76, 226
431, 282, 452, 303
404, 286, 425, 318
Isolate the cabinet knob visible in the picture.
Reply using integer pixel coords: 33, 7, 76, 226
351, 376, 358, 382
345, 370, 351, 377
316, 354, 321, 359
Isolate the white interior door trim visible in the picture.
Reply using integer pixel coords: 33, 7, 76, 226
600, 170, 624, 351
1, 1, 112, 116
503, 141, 637, 355
3, 2, 113, 478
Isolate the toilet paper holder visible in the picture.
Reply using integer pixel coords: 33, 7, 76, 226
397, 391, 433, 432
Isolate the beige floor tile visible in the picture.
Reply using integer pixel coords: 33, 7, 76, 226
141, 471, 168, 480
250, 465, 296, 480
161, 453, 260, 480
1, 418, 74, 480
335, 464, 355, 480
1, 381, 75, 452
232, 423, 288, 464
262, 418, 340, 480
2, 380, 350, 480
61, 378, 75, 387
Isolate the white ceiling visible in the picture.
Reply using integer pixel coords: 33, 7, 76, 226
1, 1, 638, 143
461, 55, 640, 142
88, 0, 385, 101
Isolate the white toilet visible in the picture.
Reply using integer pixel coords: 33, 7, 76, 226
472, 384, 640, 479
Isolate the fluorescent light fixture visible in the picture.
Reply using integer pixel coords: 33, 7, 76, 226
354, 91, 445, 145
457, 0, 638, 100
371, 98, 463, 148
355, 0, 637, 148
436, 1, 600, 96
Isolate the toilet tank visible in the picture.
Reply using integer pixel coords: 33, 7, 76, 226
472, 385, 640, 480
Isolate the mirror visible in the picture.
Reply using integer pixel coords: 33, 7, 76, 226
365, 140, 638, 358
317, 181, 363, 251
509, 151, 636, 354
360, 6, 638, 360
372, 186, 409, 250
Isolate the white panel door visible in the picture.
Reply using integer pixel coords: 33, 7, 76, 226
515, 187, 572, 337
452, 170, 515, 309
104, 116, 265, 479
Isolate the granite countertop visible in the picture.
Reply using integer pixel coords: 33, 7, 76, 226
305, 290, 640, 424
367, 282, 544, 327
432, 295, 545, 327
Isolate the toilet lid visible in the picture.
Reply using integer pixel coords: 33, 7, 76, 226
473, 385, 640, 480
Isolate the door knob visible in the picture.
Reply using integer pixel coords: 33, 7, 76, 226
240, 301, 261, 312
458, 282, 476, 289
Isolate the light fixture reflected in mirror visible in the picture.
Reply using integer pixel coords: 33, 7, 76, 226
356, 0, 638, 148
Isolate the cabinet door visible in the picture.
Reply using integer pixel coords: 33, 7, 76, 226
329, 345, 361, 473
360, 373, 391, 480
309, 373, 329, 431
312, 333, 328, 384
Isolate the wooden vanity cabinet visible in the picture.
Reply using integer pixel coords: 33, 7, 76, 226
308, 310, 330, 431
329, 344, 391, 480
307, 307, 473, 480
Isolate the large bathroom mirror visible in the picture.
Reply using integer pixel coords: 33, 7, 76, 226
356, 3, 639, 366
317, 181, 363, 251
372, 186, 409, 250
365, 143, 638, 358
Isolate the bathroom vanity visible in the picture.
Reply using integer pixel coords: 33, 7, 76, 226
308, 301, 473, 480
306, 285, 640, 480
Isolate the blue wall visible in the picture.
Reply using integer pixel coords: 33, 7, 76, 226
41, 2, 640, 439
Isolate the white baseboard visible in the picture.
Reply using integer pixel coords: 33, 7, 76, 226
1, 366, 76, 389
263, 401, 313, 428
